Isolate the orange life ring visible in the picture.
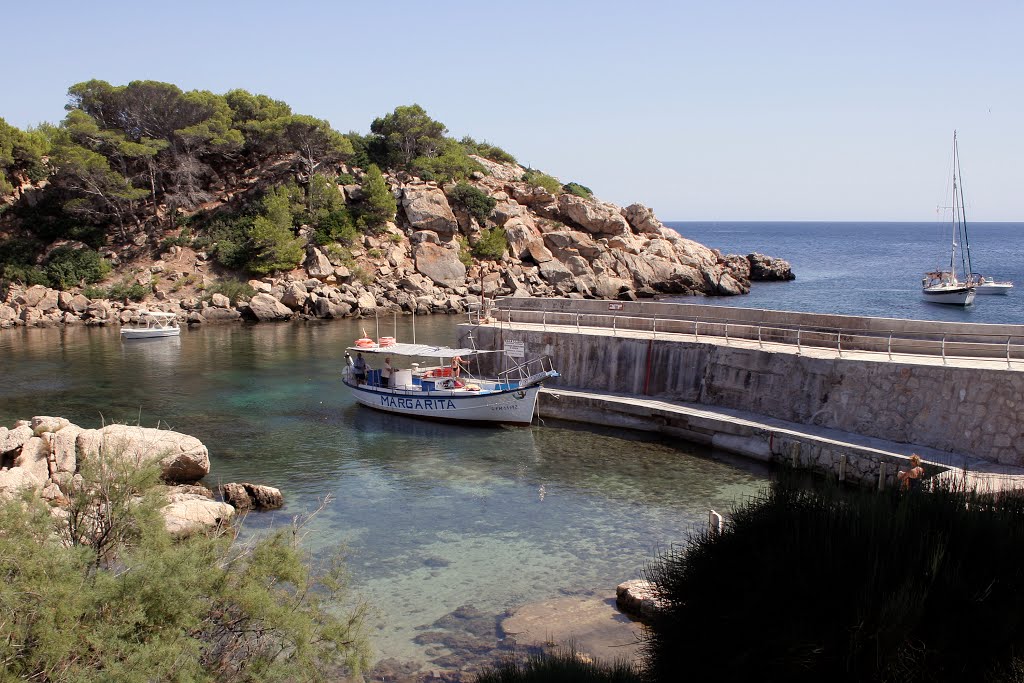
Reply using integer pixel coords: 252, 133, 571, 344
355, 338, 374, 348
379, 336, 395, 347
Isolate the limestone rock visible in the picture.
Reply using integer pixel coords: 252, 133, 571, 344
210, 293, 231, 309
305, 246, 334, 279
75, 424, 210, 483
162, 492, 235, 538
219, 482, 284, 510
615, 579, 665, 618
748, 252, 795, 281
245, 293, 293, 321
0, 424, 34, 455
468, 154, 524, 182
15, 285, 49, 308
0, 467, 42, 501
402, 186, 458, 234
281, 281, 309, 310
622, 203, 666, 235
31, 415, 70, 434
413, 242, 467, 288
557, 194, 631, 236
50, 424, 83, 474
14, 436, 50, 482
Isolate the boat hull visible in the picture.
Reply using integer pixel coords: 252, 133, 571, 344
344, 380, 541, 425
975, 284, 1013, 295
120, 327, 181, 339
921, 286, 975, 306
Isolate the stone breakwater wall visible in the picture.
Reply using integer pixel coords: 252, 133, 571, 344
464, 324, 1024, 467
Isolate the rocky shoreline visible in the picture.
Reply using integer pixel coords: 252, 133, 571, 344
0, 417, 282, 537
2, 155, 792, 330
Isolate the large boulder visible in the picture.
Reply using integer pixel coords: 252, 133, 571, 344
75, 424, 210, 483
162, 491, 235, 538
0, 467, 42, 501
304, 247, 334, 280
413, 242, 467, 288
280, 281, 309, 310
468, 155, 524, 182
245, 293, 293, 321
401, 186, 458, 234
557, 194, 631, 236
622, 204, 666, 235
13, 436, 51, 482
0, 424, 34, 455
748, 252, 796, 281
218, 482, 284, 511
15, 285, 49, 308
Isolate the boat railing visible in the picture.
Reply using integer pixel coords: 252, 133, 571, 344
489, 306, 1024, 368
496, 355, 558, 383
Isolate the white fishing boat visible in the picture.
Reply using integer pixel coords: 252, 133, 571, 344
341, 340, 559, 425
922, 131, 975, 307
120, 310, 181, 339
972, 276, 1014, 295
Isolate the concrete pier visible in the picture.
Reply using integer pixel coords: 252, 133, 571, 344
458, 299, 1024, 488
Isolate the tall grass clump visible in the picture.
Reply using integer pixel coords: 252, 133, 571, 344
642, 476, 1024, 683
476, 648, 641, 683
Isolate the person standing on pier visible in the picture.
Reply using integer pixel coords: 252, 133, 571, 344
898, 454, 924, 492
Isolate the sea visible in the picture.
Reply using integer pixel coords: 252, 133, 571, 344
3, 221, 1019, 675
666, 222, 1024, 325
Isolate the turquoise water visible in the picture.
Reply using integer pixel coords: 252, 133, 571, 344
0, 317, 768, 672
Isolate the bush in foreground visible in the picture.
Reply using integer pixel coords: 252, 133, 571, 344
643, 478, 1024, 682
476, 648, 641, 683
0, 455, 368, 682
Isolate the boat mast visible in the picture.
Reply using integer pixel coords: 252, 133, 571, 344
954, 131, 973, 281
949, 132, 958, 279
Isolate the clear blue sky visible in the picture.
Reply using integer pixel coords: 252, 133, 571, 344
3, 0, 1021, 221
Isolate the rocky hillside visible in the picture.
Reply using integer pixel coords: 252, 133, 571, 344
1, 154, 792, 329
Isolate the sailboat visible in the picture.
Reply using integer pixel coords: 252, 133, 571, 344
921, 131, 975, 306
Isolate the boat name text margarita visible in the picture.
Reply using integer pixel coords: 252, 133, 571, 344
379, 396, 457, 411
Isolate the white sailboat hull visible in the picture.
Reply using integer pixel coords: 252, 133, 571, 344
344, 379, 542, 425
921, 285, 975, 306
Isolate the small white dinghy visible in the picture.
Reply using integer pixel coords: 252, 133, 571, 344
120, 310, 181, 339
342, 340, 559, 425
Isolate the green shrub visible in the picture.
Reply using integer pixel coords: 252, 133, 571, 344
388, 233, 403, 244
457, 236, 473, 267
460, 136, 518, 165
203, 278, 255, 304
476, 648, 640, 683
314, 208, 357, 246
0, 237, 46, 287
158, 228, 192, 252
356, 164, 396, 234
643, 476, 1024, 682
106, 280, 149, 302
82, 285, 106, 299
472, 227, 507, 261
0, 454, 369, 681
411, 138, 485, 183
246, 185, 305, 275
44, 246, 110, 289
563, 182, 593, 199
448, 182, 496, 224
337, 172, 356, 185
522, 169, 562, 194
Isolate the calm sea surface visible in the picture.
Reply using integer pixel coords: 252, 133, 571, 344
0, 317, 768, 671
666, 222, 1024, 325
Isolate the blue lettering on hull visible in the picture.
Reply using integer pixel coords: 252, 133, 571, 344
379, 395, 457, 411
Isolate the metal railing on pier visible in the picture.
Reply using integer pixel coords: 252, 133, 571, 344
481, 306, 1024, 368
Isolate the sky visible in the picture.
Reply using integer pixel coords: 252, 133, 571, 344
2, 0, 1021, 221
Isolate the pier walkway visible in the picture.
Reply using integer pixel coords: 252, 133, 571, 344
460, 298, 1024, 491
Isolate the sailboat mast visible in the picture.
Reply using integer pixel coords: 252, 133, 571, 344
950, 132, 958, 278
955, 132, 973, 282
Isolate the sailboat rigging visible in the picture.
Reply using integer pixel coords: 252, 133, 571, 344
921, 131, 975, 306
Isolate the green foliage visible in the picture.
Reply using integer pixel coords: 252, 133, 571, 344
522, 169, 562, 194
456, 236, 474, 267
563, 182, 593, 199
472, 226, 508, 261
369, 104, 446, 169
0, 237, 45, 287
315, 208, 357, 246
203, 278, 256, 304
476, 648, 641, 683
106, 279, 150, 301
0, 452, 368, 681
0, 118, 50, 193
336, 172, 356, 185
643, 476, 1024, 682
448, 182, 497, 224
460, 136, 518, 165
159, 228, 193, 252
43, 246, 111, 289
206, 212, 256, 271
411, 138, 484, 183
247, 185, 305, 275
357, 164, 396, 233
